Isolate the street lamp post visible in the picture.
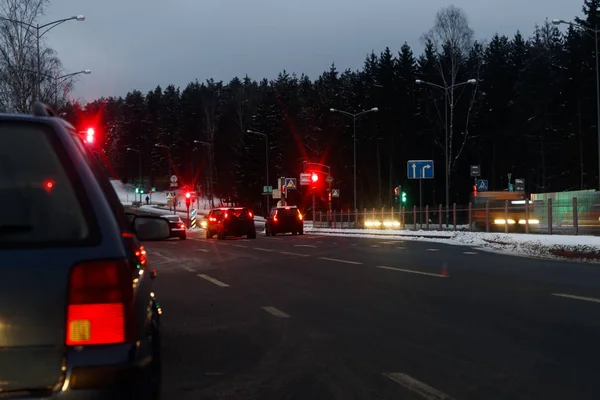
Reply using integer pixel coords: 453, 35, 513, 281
194, 140, 214, 208
330, 107, 378, 210
154, 143, 172, 180
415, 78, 476, 224
0, 15, 85, 100
127, 148, 142, 202
52, 69, 91, 108
553, 18, 600, 189
247, 130, 270, 213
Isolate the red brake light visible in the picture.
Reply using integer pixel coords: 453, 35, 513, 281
66, 260, 131, 346
209, 217, 216, 222
298, 212, 303, 220
248, 211, 253, 218
285, 206, 290, 210
273, 211, 278, 222
45, 180, 54, 190
224, 213, 229, 219
181, 223, 185, 229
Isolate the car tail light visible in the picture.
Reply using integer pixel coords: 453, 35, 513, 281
273, 211, 278, 222
180, 223, 185, 229
224, 213, 229, 219
298, 212, 303, 220
248, 211, 253, 218
285, 206, 290, 210
66, 260, 132, 346
209, 217, 216, 222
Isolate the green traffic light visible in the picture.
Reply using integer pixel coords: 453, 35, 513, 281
135, 188, 139, 193
401, 191, 407, 203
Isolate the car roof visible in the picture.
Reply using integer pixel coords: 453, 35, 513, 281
275, 205, 298, 209
212, 207, 247, 210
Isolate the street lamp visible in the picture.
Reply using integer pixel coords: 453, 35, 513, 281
193, 140, 214, 208
127, 148, 142, 202
330, 107, 378, 210
247, 129, 270, 212
154, 144, 172, 179
415, 78, 476, 223
0, 14, 85, 100
50, 69, 91, 108
553, 18, 600, 189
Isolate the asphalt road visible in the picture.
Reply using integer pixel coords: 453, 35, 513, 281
145, 229, 600, 399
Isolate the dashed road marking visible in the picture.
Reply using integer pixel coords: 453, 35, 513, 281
262, 306, 291, 318
183, 266, 196, 272
279, 251, 309, 257
426, 248, 440, 252
294, 244, 317, 248
253, 247, 274, 252
370, 245, 380, 247
319, 257, 362, 265
197, 274, 230, 287
380, 241, 403, 244
552, 293, 600, 304
462, 251, 478, 255
396, 246, 406, 250
377, 266, 448, 278
194, 248, 209, 252
232, 244, 248, 248
350, 243, 357, 246
383, 372, 454, 400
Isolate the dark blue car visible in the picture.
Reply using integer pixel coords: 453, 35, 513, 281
0, 103, 168, 399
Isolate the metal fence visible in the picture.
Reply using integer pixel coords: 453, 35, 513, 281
310, 194, 600, 236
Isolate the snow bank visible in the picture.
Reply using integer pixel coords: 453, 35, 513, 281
305, 227, 600, 262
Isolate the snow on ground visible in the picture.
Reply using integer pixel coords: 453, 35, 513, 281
305, 227, 600, 262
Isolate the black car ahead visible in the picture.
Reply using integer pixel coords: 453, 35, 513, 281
265, 206, 304, 236
205, 207, 256, 240
162, 214, 186, 240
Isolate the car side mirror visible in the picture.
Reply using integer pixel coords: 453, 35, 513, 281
131, 216, 171, 241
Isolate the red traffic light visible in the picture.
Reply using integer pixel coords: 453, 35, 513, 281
311, 172, 318, 183
85, 128, 95, 143
185, 192, 191, 199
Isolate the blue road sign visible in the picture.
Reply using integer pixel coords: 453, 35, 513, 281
284, 178, 297, 190
190, 209, 197, 216
476, 179, 488, 191
407, 160, 434, 179
331, 189, 340, 198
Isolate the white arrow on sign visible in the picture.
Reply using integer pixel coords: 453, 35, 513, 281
411, 163, 416, 179
422, 164, 431, 178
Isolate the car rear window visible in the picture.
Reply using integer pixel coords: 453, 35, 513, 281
278, 208, 299, 217
231, 208, 247, 217
0, 121, 92, 246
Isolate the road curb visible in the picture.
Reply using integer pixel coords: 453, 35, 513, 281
305, 229, 453, 240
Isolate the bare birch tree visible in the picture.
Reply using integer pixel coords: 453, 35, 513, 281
421, 5, 476, 210
0, 0, 67, 112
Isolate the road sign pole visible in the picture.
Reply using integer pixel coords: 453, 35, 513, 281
312, 192, 316, 225
419, 178, 423, 229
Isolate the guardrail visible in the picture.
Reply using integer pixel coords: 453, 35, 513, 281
310, 197, 600, 236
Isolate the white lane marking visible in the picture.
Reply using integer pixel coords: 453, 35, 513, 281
279, 251, 309, 257
232, 244, 248, 248
197, 274, 230, 287
183, 266, 196, 272
190, 237, 202, 241
194, 248, 209, 252
215, 242, 228, 245
350, 243, 357, 246
426, 248, 440, 252
552, 293, 600, 304
383, 372, 454, 400
370, 245, 380, 247
316, 241, 324, 243
377, 266, 448, 278
396, 246, 406, 250
167, 242, 178, 245
262, 306, 291, 318
294, 244, 317, 248
462, 251, 478, 255
253, 247, 274, 252
380, 241, 403, 244
319, 257, 362, 265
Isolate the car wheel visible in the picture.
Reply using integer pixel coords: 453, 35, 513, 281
179, 233, 186, 240
299, 230, 304, 235
248, 230, 257, 239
